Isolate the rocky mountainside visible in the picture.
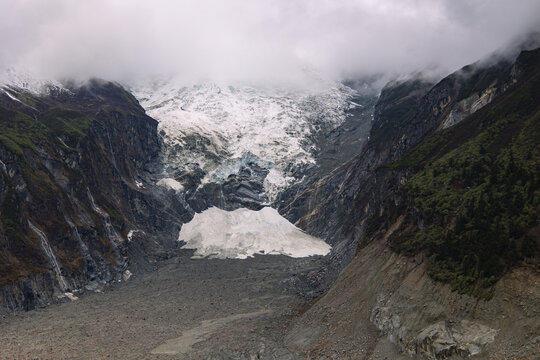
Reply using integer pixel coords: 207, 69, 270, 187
283, 48, 539, 358
281, 48, 537, 286
0, 80, 192, 311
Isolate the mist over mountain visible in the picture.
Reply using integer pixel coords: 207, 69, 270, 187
1, 0, 540, 86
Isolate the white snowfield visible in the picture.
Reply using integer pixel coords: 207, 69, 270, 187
131, 80, 359, 200
179, 207, 331, 259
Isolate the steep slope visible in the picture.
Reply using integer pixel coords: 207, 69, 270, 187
385, 50, 539, 294
0, 80, 190, 311
285, 49, 540, 359
281, 49, 528, 285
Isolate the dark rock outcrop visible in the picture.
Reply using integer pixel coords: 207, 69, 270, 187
0, 80, 189, 311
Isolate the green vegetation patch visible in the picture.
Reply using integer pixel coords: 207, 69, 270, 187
41, 109, 93, 144
0, 107, 47, 155
0, 106, 94, 155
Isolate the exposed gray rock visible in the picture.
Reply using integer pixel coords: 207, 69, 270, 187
371, 301, 498, 359
412, 320, 497, 359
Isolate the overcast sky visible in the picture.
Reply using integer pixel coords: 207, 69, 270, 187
1, 0, 539, 86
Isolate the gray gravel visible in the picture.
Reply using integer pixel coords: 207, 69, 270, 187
0, 251, 326, 359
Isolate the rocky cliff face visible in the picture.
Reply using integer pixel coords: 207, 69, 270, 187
0, 80, 191, 311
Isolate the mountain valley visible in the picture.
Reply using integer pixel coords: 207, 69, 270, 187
0, 42, 538, 360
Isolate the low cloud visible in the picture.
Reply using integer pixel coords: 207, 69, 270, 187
1, 0, 539, 86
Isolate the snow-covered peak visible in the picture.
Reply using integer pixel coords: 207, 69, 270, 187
0, 68, 68, 95
131, 80, 360, 200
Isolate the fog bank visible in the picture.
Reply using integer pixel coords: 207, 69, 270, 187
1, 0, 539, 86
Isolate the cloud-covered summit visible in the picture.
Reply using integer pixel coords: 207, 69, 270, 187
1, 0, 539, 86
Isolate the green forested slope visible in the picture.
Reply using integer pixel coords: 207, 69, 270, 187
388, 49, 540, 294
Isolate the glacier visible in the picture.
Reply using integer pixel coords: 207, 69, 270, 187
131, 80, 360, 200
178, 207, 331, 259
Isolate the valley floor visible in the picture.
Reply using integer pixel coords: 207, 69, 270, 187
0, 252, 332, 360
2, 245, 535, 360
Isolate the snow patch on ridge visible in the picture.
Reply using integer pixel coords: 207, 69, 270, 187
2, 89, 23, 103
178, 207, 331, 259
1, 68, 69, 95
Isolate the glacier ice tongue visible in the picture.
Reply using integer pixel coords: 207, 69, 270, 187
178, 207, 331, 259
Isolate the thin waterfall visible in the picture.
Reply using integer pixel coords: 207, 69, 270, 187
87, 188, 123, 245
28, 221, 69, 292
